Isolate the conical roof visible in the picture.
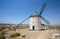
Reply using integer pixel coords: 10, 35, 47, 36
30, 12, 40, 17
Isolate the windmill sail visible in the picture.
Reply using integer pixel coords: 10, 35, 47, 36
39, 3, 50, 25
17, 17, 30, 26
39, 3, 46, 16
41, 16, 50, 24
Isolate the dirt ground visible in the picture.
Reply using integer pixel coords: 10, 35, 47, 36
4, 29, 60, 39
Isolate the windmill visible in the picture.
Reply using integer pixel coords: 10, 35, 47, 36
16, 3, 50, 30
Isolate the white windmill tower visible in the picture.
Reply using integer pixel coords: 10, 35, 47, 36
30, 12, 41, 30
16, 3, 49, 31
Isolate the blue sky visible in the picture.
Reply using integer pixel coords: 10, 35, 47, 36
0, 0, 60, 25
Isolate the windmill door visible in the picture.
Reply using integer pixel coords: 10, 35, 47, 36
32, 26, 35, 30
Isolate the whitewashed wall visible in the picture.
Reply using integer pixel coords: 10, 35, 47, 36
30, 16, 42, 30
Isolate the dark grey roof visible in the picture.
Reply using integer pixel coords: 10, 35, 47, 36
30, 12, 40, 17
30, 15, 40, 17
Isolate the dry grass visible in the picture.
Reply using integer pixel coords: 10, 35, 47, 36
0, 24, 60, 39
2, 28, 59, 39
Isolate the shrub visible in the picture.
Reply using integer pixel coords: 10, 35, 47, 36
0, 32, 5, 35
10, 33, 20, 38
0, 35, 6, 39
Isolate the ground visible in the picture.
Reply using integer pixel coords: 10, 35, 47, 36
4, 28, 60, 39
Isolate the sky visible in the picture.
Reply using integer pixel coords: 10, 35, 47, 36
0, 0, 60, 25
